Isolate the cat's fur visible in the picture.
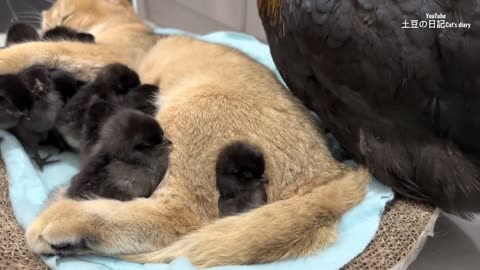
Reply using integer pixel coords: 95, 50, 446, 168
0, 0, 370, 267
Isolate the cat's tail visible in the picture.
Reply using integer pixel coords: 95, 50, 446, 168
123, 167, 371, 267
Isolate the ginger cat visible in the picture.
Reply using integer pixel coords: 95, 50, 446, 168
0, 0, 371, 267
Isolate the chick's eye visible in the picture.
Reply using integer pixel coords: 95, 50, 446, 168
135, 143, 151, 151
243, 172, 253, 179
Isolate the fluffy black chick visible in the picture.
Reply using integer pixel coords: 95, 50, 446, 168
5, 24, 84, 105
0, 68, 81, 155
48, 68, 85, 103
43, 26, 95, 43
94, 63, 141, 95
6, 23, 40, 46
0, 75, 34, 130
6, 24, 95, 47
118, 84, 158, 116
79, 99, 117, 159
216, 142, 268, 217
11, 65, 64, 169
42, 69, 85, 153
56, 63, 140, 150
66, 109, 171, 201
80, 83, 158, 157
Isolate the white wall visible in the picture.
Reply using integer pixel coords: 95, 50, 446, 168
136, 0, 266, 41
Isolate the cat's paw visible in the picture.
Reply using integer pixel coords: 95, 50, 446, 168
123, 230, 221, 267
26, 200, 95, 256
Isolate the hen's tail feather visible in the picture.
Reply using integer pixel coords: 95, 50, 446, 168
361, 128, 480, 219
413, 140, 480, 219
322, 82, 480, 218
122, 167, 371, 267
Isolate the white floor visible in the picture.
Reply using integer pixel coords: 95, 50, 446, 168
0, 32, 479, 270
409, 213, 480, 270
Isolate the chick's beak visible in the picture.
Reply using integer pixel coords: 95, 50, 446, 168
260, 174, 268, 184
22, 110, 31, 120
162, 137, 173, 146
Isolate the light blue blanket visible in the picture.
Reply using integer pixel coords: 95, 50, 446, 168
0, 28, 394, 270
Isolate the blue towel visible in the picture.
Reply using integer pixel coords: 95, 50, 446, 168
0, 28, 394, 270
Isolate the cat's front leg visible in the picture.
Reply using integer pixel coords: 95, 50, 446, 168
25, 199, 96, 256
0, 43, 33, 74
0, 41, 129, 80
26, 193, 205, 256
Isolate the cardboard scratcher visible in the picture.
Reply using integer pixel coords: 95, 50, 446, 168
0, 158, 438, 270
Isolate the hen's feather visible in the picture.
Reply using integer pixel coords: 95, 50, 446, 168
259, 0, 480, 217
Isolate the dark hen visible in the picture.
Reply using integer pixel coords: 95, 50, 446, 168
258, 0, 480, 217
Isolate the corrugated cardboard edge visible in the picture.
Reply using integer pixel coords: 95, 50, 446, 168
391, 208, 441, 270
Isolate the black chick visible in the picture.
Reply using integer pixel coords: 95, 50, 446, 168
6, 24, 95, 47
6, 23, 85, 104
11, 65, 64, 169
0, 69, 81, 155
43, 26, 95, 43
56, 63, 140, 150
80, 84, 158, 157
216, 142, 268, 217
118, 84, 158, 116
94, 63, 141, 96
6, 23, 40, 46
66, 109, 171, 201
0, 75, 33, 130
43, 69, 85, 153
80, 99, 117, 159
49, 68, 86, 103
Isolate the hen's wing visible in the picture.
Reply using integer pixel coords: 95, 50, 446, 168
259, 0, 480, 217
